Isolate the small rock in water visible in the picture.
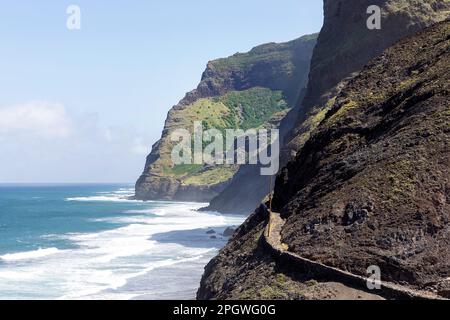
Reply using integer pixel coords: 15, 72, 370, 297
206, 229, 216, 235
210, 235, 217, 239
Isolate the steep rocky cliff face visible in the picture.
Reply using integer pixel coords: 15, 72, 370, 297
305, 0, 449, 105
273, 19, 450, 290
135, 35, 317, 201
197, 19, 450, 300
204, 0, 450, 214
288, 0, 450, 151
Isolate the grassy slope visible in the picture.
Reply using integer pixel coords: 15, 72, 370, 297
212, 33, 317, 74
160, 87, 290, 185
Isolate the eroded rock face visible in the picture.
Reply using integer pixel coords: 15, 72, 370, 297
304, 0, 449, 109
197, 20, 450, 299
135, 35, 317, 202
288, 0, 450, 152
205, 0, 450, 214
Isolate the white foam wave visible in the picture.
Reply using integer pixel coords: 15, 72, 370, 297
0, 248, 61, 262
66, 195, 139, 203
66, 187, 137, 203
112, 189, 135, 195
0, 190, 245, 300
0, 270, 43, 280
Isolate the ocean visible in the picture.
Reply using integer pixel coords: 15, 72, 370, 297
0, 184, 244, 300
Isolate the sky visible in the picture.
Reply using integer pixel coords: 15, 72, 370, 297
0, 0, 324, 183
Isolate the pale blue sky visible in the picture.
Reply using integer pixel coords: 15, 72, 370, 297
0, 1, 324, 183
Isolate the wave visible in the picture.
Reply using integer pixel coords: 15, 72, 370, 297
66, 187, 137, 203
59, 250, 216, 300
0, 248, 61, 262
0, 189, 246, 299
112, 189, 135, 195
50, 217, 223, 299
124, 202, 208, 217
66, 195, 139, 203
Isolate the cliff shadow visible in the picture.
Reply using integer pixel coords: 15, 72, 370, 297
150, 227, 235, 249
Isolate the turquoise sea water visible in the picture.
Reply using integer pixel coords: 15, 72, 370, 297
0, 184, 244, 300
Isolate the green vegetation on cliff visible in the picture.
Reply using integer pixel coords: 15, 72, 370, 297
217, 88, 289, 130
156, 87, 290, 184
178, 87, 288, 133
211, 34, 318, 74
135, 33, 318, 201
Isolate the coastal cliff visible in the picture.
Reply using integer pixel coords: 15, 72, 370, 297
198, 3, 450, 299
135, 35, 317, 201
205, 0, 450, 214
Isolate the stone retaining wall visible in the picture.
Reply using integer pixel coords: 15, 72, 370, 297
261, 209, 443, 300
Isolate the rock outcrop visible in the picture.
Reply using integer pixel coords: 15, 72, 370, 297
135, 35, 317, 201
197, 17, 450, 300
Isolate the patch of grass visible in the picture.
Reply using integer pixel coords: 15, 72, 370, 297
218, 87, 290, 131
177, 98, 230, 130
275, 274, 287, 284
397, 77, 419, 90
327, 100, 359, 124
211, 34, 317, 73
182, 166, 237, 186
386, 0, 450, 23
164, 164, 204, 178
387, 159, 417, 199
153, 88, 291, 184
258, 285, 290, 300
296, 102, 334, 148
237, 273, 309, 300
174, 88, 289, 134
305, 280, 318, 287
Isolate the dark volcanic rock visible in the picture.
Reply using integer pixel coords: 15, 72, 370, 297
303, 0, 449, 113
273, 20, 450, 288
288, 0, 450, 152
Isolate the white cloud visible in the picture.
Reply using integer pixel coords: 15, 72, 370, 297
0, 101, 72, 139
0, 100, 153, 183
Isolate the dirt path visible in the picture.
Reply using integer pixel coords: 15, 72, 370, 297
262, 209, 444, 300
